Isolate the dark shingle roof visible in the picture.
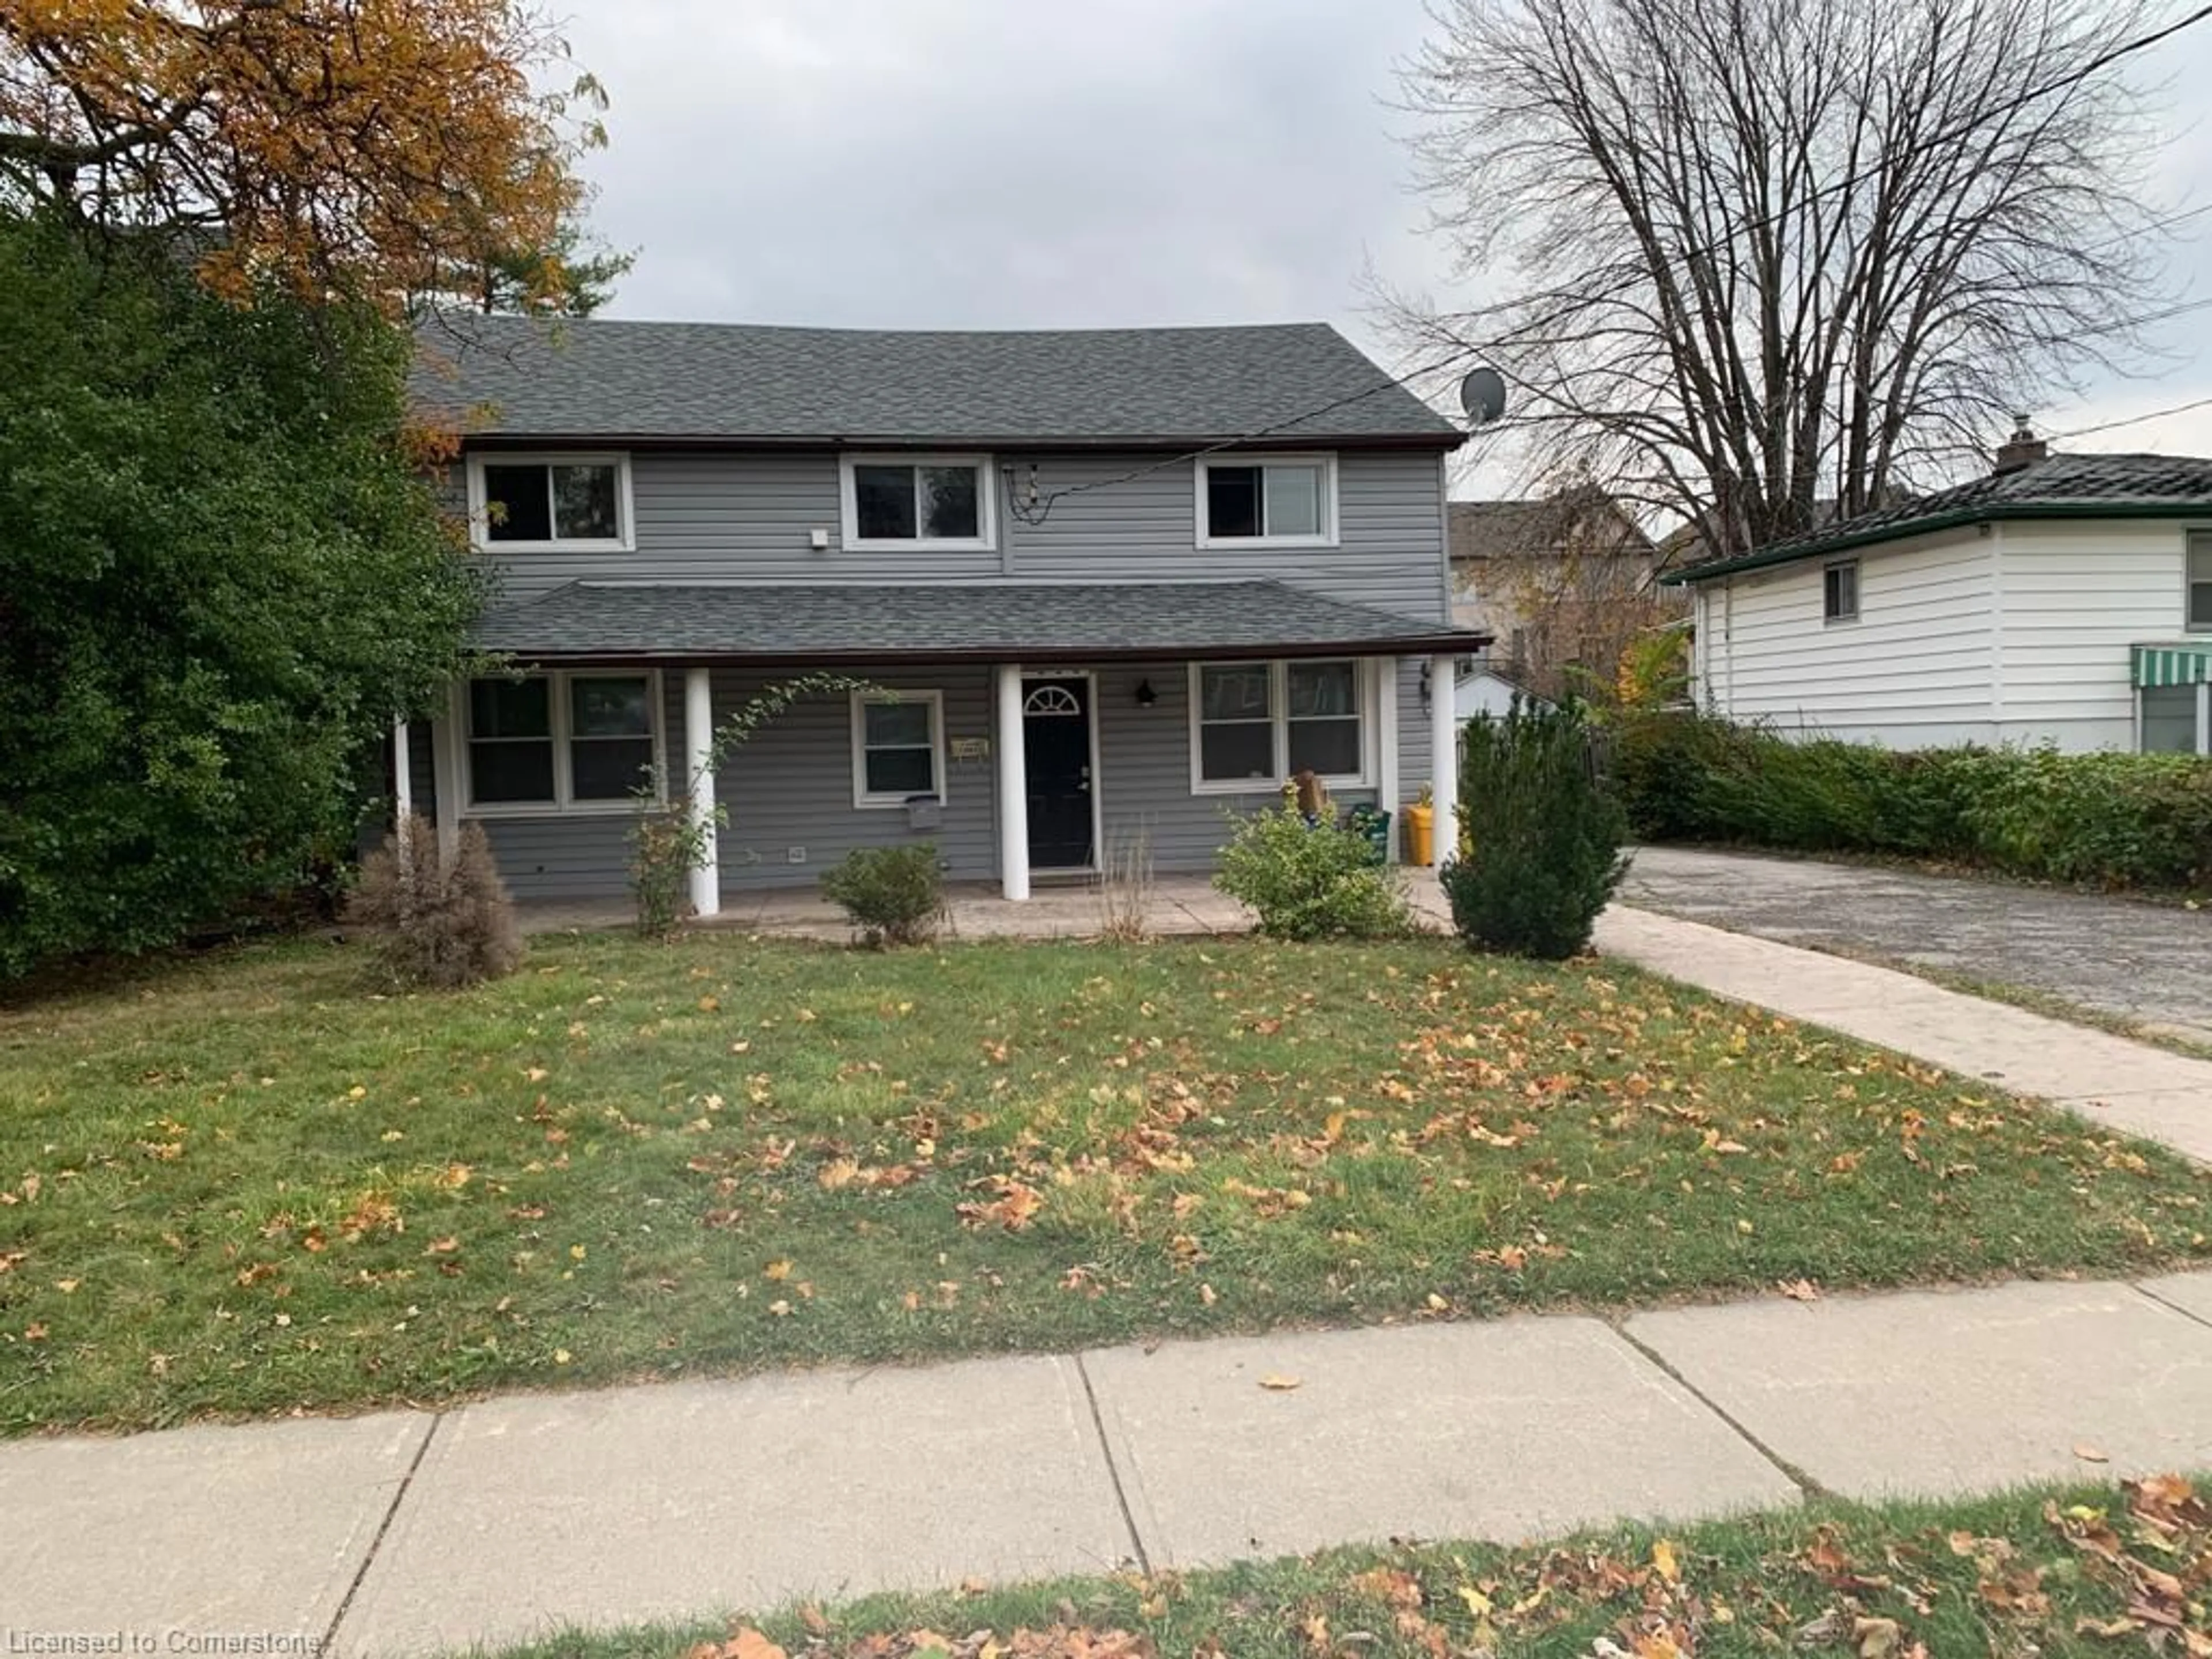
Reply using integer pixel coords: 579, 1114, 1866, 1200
1671, 452, 2212, 582
1448, 494, 1654, 563
414, 315, 1463, 446
472, 581, 1486, 662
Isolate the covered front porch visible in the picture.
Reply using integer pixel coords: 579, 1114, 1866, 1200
399, 579, 1487, 911
513, 867, 1460, 939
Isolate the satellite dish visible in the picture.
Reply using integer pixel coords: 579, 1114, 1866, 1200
1459, 366, 1507, 428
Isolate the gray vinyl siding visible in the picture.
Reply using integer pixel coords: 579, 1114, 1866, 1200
466, 672, 684, 901
445, 439, 1452, 896
471, 448, 1452, 627
444, 653, 1438, 897
710, 668, 995, 890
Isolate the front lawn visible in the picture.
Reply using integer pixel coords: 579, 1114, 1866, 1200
488, 1475, 2212, 1659
0, 931, 2204, 1433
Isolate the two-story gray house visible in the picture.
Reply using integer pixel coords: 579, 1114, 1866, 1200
402, 316, 1480, 913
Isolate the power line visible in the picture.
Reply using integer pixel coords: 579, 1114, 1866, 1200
1002, 343, 1480, 527
2051, 393, 2212, 441
1010, 3, 2212, 526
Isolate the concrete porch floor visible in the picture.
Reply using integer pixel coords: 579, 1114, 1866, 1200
518, 870, 1453, 941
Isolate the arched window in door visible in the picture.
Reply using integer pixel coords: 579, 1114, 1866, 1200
1023, 683, 1082, 717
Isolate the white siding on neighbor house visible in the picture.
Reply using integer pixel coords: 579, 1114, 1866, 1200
1995, 518, 2199, 751
1692, 516, 2209, 753
1699, 527, 1998, 745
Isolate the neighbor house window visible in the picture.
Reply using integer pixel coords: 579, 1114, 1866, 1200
839, 456, 994, 548
2139, 685, 2205, 755
468, 454, 631, 550
2189, 532, 2212, 632
1823, 559, 1859, 623
1190, 660, 1368, 791
462, 671, 662, 812
850, 691, 946, 808
1196, 454, 1337, 547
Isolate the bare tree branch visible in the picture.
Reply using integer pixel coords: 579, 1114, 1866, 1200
1392, 0, 2188, 557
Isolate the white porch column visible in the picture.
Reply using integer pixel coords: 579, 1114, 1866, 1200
392, 719, 412, 821
684, 668, 720, 918
1374, 658, 1400, 862
995, 662, 1030, 901
429, 704, 461, 865
1429, 652, 1459, 867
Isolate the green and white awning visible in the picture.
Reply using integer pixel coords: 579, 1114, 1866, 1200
2133, 645, 2212, 688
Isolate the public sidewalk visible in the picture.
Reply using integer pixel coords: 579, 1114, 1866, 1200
10, 881, 2206, 1656
3, 1272, 2209, 1657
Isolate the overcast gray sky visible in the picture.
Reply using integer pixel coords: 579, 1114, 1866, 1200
563, 0, 2212, 486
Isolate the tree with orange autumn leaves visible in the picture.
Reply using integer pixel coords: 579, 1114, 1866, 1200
0, 0, 609, 311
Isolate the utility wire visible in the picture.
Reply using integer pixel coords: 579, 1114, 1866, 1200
1002, 343, 1482, 526
1008, 3, 2212, 527
2051, 393, 2212, 441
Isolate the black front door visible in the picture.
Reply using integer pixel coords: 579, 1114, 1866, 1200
1022, 676, 1094, 870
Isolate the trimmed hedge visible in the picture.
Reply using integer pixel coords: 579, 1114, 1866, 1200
1614, 713, 2212, 890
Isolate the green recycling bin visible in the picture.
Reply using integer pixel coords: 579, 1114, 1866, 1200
1347, 805, 1391, 867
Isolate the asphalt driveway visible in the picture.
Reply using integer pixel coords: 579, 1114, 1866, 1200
1620, 845, 2212, 1046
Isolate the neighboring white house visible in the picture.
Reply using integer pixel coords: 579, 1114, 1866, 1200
1669, 433, 2212, 755
1455, 664, 1548, 725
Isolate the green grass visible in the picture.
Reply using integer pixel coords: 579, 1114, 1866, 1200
486, 1476, 2212, 1659
0, 931, 2205, 1434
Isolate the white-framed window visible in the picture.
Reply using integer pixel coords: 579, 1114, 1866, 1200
1823, 558, 1860, 624
1188, 659, 1370, 793
850, 690, 947, 809
2188, 531, 2212, 632
465, 452, 634, 552
838, 454, 996, 550
460, 669, 663, 815
1195, 453, 1338, 549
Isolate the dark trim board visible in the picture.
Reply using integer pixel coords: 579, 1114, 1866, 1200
475, 635, 1488, 671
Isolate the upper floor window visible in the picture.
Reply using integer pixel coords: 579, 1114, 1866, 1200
1196, 454, 1337, 548
467, 453, 632, 551
2189, 531, 2212, 632
463, 671, 661, 813
1823, 558, 1859, 624
839, 455, 995, 550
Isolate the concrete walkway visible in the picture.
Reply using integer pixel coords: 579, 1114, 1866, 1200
9, 874, 2212, 1653
1623, 844, 2212, 1047
3, 1271, 2209, 1657
1593, 906, 2212, 1165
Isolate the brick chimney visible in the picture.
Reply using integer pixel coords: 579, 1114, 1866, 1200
1993, 415, 2048, 476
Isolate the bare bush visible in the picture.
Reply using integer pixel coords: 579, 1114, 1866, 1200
348, 816, 522, 988
1097, 827, 1156, 942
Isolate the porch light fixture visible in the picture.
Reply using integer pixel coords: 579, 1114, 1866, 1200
1134, 678, 1158, 708
1418, 661, 1433, 709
